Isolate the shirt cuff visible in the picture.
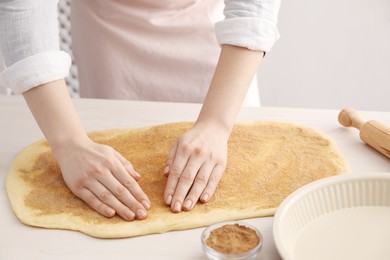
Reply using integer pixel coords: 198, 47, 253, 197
0, 50, 71, 94
215, 17, 280, 52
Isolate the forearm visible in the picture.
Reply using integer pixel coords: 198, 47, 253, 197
196, 44, 264, 133
198, 0, 281, 132
23, 79, 89, 156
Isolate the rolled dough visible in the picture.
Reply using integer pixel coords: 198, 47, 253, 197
6, 122, 349, 238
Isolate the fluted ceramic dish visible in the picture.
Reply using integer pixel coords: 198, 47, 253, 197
273, 172, 390, 260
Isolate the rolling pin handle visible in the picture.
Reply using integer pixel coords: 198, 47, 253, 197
338, 108, 365, 130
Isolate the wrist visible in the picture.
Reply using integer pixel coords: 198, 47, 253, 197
50, 133, 91, 158
22, 79, 92, 159
194, 116, 233, 138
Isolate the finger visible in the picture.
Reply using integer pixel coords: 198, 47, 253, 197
163, 145, 190, 206
111, 158, 151, 210
170, 156, 205, 213
200, 164, 225, 203
114, 150, 141, 181
87, 180, 139, 221
182, 162, 214, 211
98, 171, 147, 219
75, 188, 116, 218
164, 142, 178, 177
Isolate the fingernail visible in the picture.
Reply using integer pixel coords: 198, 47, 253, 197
134, 170, 141, 178
163, 165, 169, 176
142, 200, 150, 209
183, 199, 192, 211
165, 195, 172, 205
106, 208, 115, 217
125, 210, 135, 221
201, 194, 209, 203
173, 201, 182, 213
136, 209, 147, 220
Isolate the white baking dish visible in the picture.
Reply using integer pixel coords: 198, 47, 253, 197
273, 172, 390, 260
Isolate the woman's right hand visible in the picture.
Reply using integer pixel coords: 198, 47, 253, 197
22, 80, 150, 221
55, 138, 150, 221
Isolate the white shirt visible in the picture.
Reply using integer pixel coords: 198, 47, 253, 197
0, 0, 280, 94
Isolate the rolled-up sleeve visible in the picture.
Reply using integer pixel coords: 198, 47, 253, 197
0, 0, 71, 94
215, 0, 281, 52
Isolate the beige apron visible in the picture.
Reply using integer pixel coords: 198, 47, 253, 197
71, 0, 260, 105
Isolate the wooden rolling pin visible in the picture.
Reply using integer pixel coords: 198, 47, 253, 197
338, 108, 390, 159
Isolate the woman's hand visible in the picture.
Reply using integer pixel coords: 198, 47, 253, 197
163, 122, 229, 213
162, 45, 264, 213
22, 81, 150, 221
56, 138, 150, 221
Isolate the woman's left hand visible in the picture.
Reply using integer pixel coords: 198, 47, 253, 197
163, 122, 229, 213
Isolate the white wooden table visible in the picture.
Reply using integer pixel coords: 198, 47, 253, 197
1, 95, 389, 260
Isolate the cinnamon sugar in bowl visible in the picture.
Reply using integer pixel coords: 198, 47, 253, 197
201, 221, 263, 260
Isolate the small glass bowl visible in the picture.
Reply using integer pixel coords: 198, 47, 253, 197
201, 221, 263, 260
